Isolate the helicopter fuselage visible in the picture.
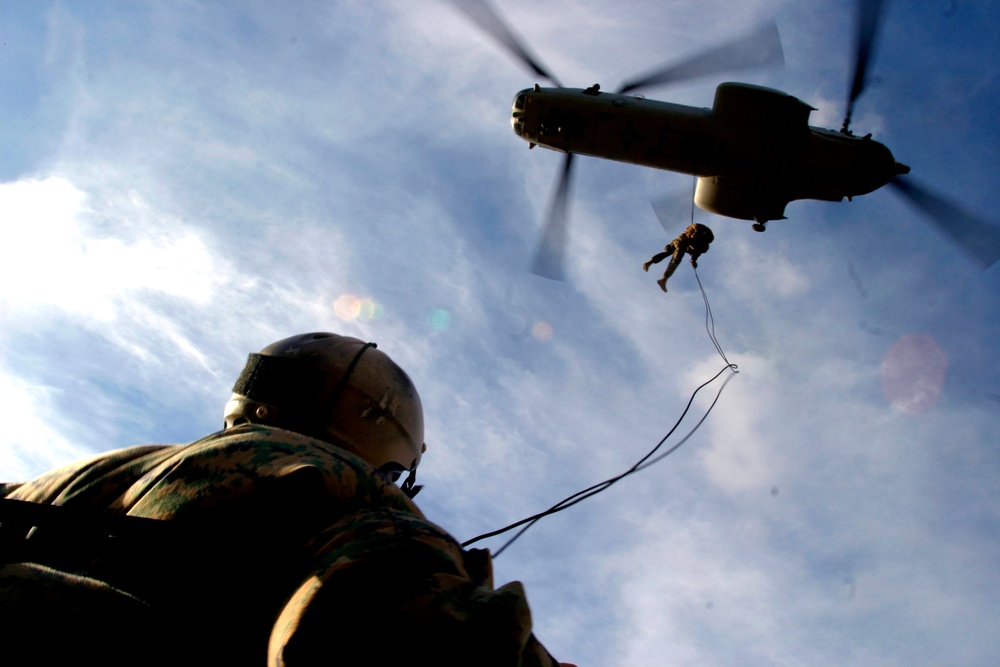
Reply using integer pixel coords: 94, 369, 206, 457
511, 82, 909, 223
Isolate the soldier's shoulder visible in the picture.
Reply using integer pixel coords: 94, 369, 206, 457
184, 424, 346, 458
134, 425, 422, 517
0, 482, 23, 498
4, 444, 179, 504
177, 424, 377, 482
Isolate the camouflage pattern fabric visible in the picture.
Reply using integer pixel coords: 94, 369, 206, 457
0, 424, 561, 666
681, 223, 713, 258
668, 224, 712, 261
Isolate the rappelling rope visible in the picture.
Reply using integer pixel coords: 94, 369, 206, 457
464, 227, 738, 556
694, 266, 732, 367
463, 363, 736, 557
686, 172, 731, 367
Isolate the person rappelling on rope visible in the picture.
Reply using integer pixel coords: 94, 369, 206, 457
642, 222, 715, 293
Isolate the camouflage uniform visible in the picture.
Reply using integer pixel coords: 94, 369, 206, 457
643, 222, 715, 292
0, 424, 560, 666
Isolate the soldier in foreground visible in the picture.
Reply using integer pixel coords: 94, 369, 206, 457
643, 222, 715, 292
0, 332, 576, 667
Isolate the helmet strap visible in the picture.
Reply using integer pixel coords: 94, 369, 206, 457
400, 460, 422, 499
323, 341, 377, 417
232, 354, 325, 421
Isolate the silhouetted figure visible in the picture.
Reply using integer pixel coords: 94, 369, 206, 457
643, 223, 715, 292
0, 332, 571, 667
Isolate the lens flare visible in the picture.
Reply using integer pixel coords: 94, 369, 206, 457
358, 299, 383, 320
334, 295, 382, 321
427, 309, 451, 331
881, 333, 947, 415
531, 321, 554, 341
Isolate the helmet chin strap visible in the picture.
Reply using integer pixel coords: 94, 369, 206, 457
329, 341, 423, 498
400, 460, 422, 499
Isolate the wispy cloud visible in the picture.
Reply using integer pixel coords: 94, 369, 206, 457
2, 1, 998, 665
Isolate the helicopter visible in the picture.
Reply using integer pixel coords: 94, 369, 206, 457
448, 0, 1000, 280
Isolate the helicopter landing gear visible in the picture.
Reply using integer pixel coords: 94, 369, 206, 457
752, 219, 768, 232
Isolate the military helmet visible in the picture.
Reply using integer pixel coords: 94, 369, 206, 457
223, 333, 426, 488
686, 223, 714, 241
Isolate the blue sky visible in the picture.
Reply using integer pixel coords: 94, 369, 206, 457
2, 1, 999, 664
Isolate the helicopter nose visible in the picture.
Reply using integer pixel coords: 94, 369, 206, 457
511, 113, 523, 137
511, 89, 531, 138
853, 138, 907, 196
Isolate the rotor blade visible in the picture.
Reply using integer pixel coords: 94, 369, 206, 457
531, 153, 575, 280
617, 20, 784, 94
842, 0, 888, 132
889, 176, 1000, 270
445, 0, 562, 86
651, 188, 697, 236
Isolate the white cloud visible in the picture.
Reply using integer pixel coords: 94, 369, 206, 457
2, 2, 999, 665
722, 234, 812, 301
0, 177, 221, 319
0, 369, 93, 481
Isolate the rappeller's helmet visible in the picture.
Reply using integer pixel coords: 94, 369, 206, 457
687, 223, 714, 242
223, 332, 426, 496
